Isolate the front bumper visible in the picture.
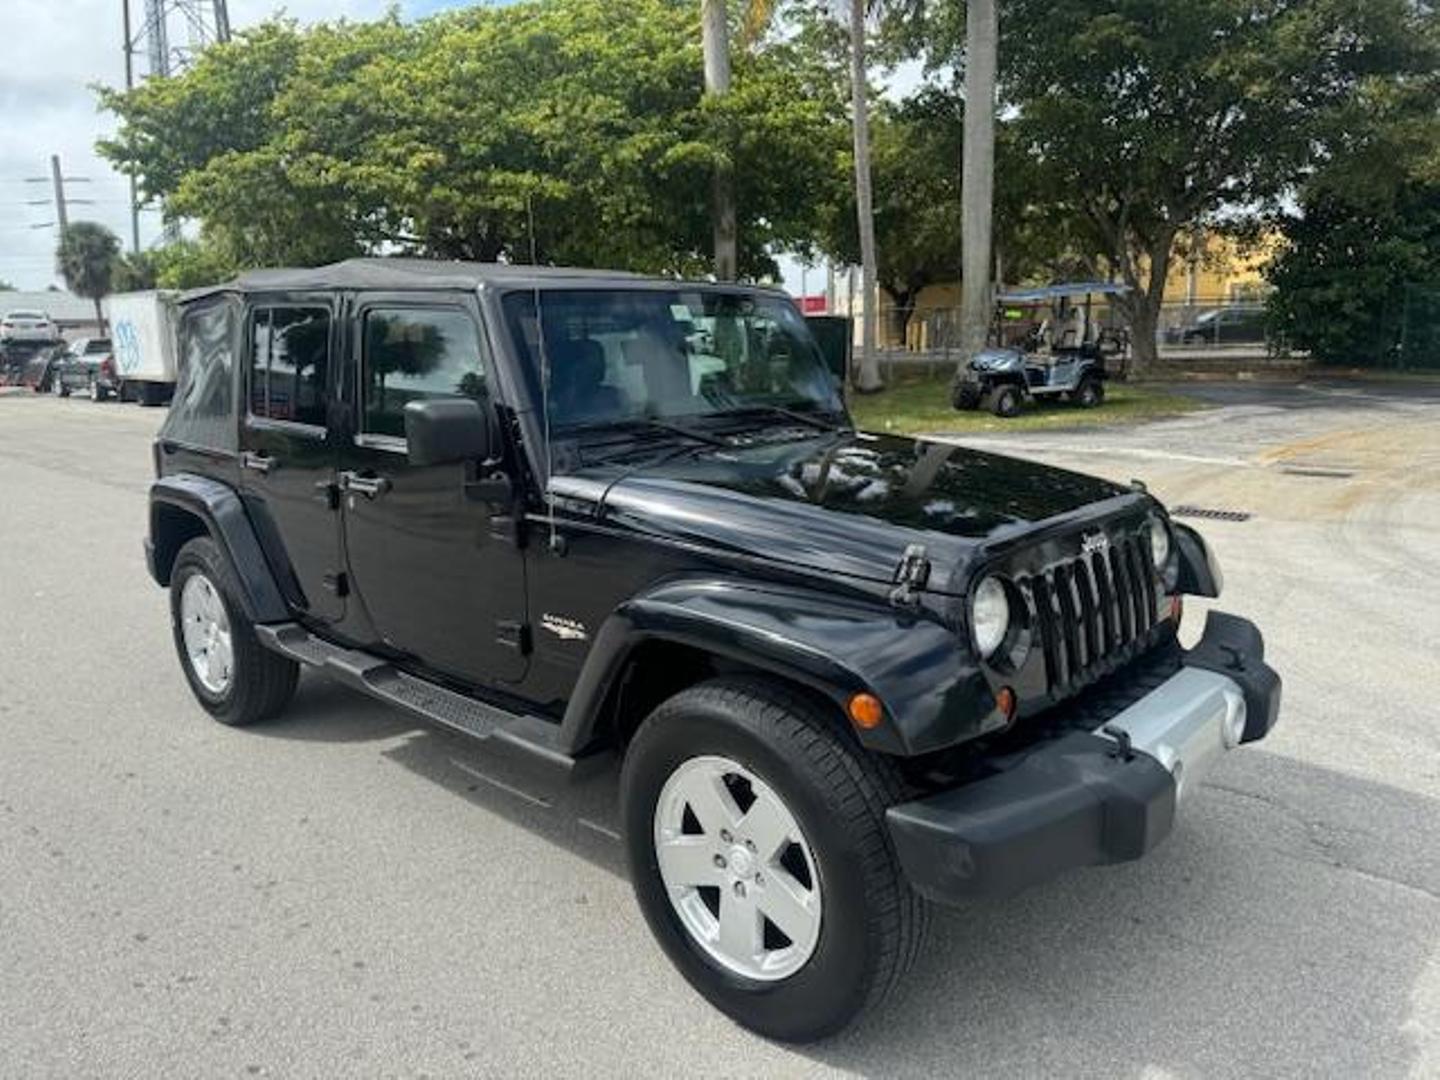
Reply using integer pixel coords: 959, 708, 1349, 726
887, 611, 1281, 904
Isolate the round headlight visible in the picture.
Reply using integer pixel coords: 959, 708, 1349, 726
971, 576, 1010, 659
1148, 515, 1172, 570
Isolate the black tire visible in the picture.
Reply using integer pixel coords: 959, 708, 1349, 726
51, 371, 68, 397
951, 379, 981, 411
169, 536, 298, 726
1075, 376, 1105, 408
987, 383, 1021, 418
621, 676, 929, 1042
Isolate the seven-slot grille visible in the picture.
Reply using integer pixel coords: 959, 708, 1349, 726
1018, 531, 1161, 694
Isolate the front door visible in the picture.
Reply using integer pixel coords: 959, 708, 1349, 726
337, 294, 527, 687
238, 297, 344, 623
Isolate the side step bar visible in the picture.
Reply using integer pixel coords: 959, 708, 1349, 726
256, 623, 595, 779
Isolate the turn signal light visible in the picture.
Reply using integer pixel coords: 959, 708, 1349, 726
995, 686, 1017, 723
1169, 595, 1184, 624
847, 693, 884, 730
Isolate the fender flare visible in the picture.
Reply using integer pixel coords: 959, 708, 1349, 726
1174, 521, 1223, 598
556, 577, 997, 758
148, 473, 289, 623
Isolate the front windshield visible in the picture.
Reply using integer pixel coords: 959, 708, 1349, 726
501, 288, 844, 431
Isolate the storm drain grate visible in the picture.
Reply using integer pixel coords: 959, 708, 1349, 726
1280, 466, 1355, 479
1170, 506, 1253, 523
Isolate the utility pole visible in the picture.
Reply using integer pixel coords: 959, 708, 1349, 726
24, 155, 93, 237
51, 156, 70, 234
959, 0, 998, 364
122, 0, 141, 254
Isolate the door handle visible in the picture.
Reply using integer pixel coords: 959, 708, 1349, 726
339, 471, 391, 499
240, 450, 275, 474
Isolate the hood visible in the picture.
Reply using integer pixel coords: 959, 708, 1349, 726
553, 431, 1136, 593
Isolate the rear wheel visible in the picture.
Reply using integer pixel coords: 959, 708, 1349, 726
87, 378, 104, 402
987, 383, 1022, 418
51, 371, 68, 397
621, 677, 929, 1042
169, 536, 298, 726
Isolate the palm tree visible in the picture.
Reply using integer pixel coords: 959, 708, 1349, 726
56, 222, 121, 333
848, 0, 882, 391
701, 0, 738, 280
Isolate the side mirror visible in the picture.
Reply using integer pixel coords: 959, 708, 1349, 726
404, 398, 491, 467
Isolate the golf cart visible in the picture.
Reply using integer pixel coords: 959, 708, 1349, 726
952, 281, 1131, 417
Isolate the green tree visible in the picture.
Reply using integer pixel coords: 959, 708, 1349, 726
111, 251, 159, 293
151, 238, 238, 290
56, 222, 121, 331
1269, 179, 1440, 366
993, 0, 1437, 373
97, 0, 844, 281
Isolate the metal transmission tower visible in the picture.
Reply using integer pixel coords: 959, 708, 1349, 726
121, 0, 231, 247
128, 0, 230, 79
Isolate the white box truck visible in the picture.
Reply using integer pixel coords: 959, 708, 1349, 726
104, 291, 178, 406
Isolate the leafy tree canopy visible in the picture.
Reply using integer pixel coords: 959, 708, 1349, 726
98, 0, 846, 280
883, 0, 1439, 369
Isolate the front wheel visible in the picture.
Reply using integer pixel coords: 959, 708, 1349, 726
1075, 376, 1105, 408
169, 536, 298, 726
987, 383, 1022, 418
621, 677, 929, 1042
51, 372, 68, 397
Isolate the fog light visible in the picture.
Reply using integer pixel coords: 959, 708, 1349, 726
848, 692, 884, 730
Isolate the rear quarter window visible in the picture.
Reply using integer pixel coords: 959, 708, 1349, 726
160, 296, 238, 451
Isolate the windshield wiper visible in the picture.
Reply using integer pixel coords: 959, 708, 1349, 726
718, 403, 850, 433
564, 416, 730, 448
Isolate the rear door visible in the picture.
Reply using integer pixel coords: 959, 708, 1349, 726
337, 293, 527, 686
238, 296, 345, 623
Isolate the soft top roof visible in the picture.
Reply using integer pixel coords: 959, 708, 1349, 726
178, 257, 781, 305
997, 281, 1131, 304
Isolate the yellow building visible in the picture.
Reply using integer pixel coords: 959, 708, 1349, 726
846, 230, 1280, 351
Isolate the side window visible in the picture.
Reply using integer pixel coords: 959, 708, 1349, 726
160, 296, 236, 451
361, 307, 487, 438
248, 306, 330, 427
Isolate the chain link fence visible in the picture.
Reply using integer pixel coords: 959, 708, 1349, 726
1397, 284, 1440, 370
862, 297, 1288, 376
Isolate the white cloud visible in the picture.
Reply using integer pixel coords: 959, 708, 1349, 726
0, 0, 415, 288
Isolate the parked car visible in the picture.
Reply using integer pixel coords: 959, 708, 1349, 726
50, 337, 118, 399
1, 309, 60, 345
15, 342, 68, 390
146, 259, 1281, 1042
1164, 305, 1267, 345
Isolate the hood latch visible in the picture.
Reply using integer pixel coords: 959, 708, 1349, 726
889, 543, 931, 608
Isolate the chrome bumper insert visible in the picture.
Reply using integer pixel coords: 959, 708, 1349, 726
1094, 666, 1246, 804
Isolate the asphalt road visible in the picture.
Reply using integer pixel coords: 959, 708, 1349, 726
2, 381, 1437, 1078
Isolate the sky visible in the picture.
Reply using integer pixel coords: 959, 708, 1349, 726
0, 0, 864, 295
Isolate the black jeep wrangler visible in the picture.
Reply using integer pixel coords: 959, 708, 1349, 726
146, 259, 1280, 1041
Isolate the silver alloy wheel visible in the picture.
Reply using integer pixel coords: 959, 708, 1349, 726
88, 378, 100, 402
180, 573, 234, 695
51, 371, 63, 396
653, 755, 822, 982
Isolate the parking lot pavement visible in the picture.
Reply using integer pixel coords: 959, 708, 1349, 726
2, 388, 1438, 1078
